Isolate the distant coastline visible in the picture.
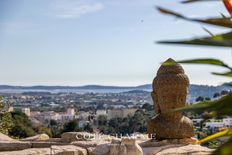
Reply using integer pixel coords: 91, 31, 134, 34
0, 84, 231, 103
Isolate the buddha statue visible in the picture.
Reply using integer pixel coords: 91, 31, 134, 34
147, 58, 194, 140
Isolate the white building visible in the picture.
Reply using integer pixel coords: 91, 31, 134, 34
78, 111, 90, 120
42, 112, 57, 121
203, 118, 232, 129
192, 118, 203, 124
8, 106, 14, 112
67, 108, 75, 116
32, 111, 61, 122
223, 118, 232, 128
205, 122, 225, 129
96, 110, 107, 116
22, 107, 31, 116
51, 113, 62, 120
61, 114, 75, 121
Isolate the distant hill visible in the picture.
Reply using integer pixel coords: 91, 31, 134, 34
77, 85, 135, 90
134, 84, 152, 90
0, 84, 230, 100
0, 84, 151, 93
121, 90, 149, 94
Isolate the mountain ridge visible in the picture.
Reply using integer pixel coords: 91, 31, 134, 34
0, 84, 151, 90
0, 84, 229, 90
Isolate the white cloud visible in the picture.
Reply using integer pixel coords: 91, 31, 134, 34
50, 0, 104, 18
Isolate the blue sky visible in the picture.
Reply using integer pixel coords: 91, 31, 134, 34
0, 0, 232, 86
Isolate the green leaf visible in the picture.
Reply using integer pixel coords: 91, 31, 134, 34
157, 7, 232, 28
212, 71, 232, 77
198, 129, 232, 144
177, 58, 231, 69
209, 93, 232, 117
213, 138, 232, 155
158, 31, 232, 47
172, 101, 212, 114
163, 59, 232, 73
174, 94, 232, 117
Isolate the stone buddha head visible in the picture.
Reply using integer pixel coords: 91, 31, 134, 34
151, 58, 189, 113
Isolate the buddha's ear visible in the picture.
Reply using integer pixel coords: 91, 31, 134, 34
151, 91, 161, 113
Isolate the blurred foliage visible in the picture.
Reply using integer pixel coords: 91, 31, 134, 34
157, 0, 232, 154
158, 31, 232, 47
198, 129, 232, 144
0, 97, 14, 135
213, 138, 232, 155
62, 119, 81, 133
0, 112, 13, 135
49, 119, 62, 138
98, 115, 108, 126
0, 97, 3, 112
0, 97, 13, 113
173, 94, 232, 119
83, 123, 94, 133
157, 7, 232, 29
8, 111, 36, 138
163, 58, 232, 77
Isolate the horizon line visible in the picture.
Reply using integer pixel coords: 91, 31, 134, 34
0, 83, 224, 87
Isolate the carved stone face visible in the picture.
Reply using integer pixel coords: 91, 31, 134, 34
148, 58, 194, 139
152, 58, 189, 112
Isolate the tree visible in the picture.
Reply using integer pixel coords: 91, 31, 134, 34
0, 112, 13, 135
50, 119, 58, 126
213, 93, 220, 98
97, 115, 107, 126
62, 120, 80, 133
48, 119, 62, 137
83, 123, 93, 133
0, 97, 14, 135
10, 124, 36, 138
204, 97, 211, 101
8, 111, 36, 138
196, 96, 204, 102
98, 125, 115, 135
221, 90, 229, 96
142, 103, 153, 111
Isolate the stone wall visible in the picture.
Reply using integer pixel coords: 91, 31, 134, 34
0, 132, 213, 155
